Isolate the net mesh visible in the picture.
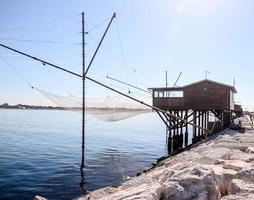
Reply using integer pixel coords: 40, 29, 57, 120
35, 87, 151, 122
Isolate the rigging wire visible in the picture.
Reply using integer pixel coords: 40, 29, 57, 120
0, 111, 32, 151
85, 41, 123, 67
0, 54, 84, 109
132, 69, 163, 86
0, 54, 144, 110
132, 69, 152, 89
0, 56, 34, 89
0, 54, 148, 111
115, 18, 130, 93
86, 20, 136, 95
86, 35, 137, 85
86, 16, 111, 33
0, 37, 79, 45
7, 14, 80, 31
86, 41, 151, 95
106, 74, 151, 95
0, 55, 70, 109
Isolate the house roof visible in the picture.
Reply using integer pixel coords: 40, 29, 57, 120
149, 79, 237, 93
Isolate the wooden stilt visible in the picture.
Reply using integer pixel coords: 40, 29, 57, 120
201, 111, 204, 136
185, 110, 188, 147
198, 111, 201, 137
193, 111, 197, 141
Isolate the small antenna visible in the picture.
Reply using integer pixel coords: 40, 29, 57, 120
205, 71, 210, 79
165, 70, 168, 88
233, 77, 235, 86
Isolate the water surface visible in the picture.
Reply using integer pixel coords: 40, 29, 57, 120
0, 109, 165, 200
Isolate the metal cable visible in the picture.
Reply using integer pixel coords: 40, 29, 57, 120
86, 16, 111, 33
0, 37, 79, 45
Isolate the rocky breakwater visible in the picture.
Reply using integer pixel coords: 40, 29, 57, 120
77, 119, 254, 200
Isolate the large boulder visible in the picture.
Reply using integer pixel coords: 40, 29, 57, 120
234, 168, 254, 182
221, 193, 254, 200
105, 182, 163, 200
230, 151, 254, 163
246, 147, 254, 153
163, 152, 200, 168
211, 165, 237, 196
160, 181, 184, 200
228, 179, 254, 195
164, 165, 220, 200
214, 142, 248, 152
148, 167, 175, 183
223, 160, 250, 172
197, 148, 232, 165
77, 187, 117, 200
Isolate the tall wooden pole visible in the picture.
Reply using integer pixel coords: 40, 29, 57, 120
81, 12, 85, 169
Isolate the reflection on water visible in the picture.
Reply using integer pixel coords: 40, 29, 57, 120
0, 109, 165, 200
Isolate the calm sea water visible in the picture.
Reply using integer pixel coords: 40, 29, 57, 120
0, 109, 166, 200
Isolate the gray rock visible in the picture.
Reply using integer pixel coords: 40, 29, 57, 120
230, 151, 254, 163
149, 168, 175, 183
77, 187, 118, 200
234, 168, 254, 182
223, 160, 250, 172
107, 183, 163, 200
246, 147, 254, 153
120, 175, 154, 190
211, 165, 236, 196
164, 152, 200, 168
198, 148, 232, 165
215, 142, 248, 152
160, 181, 184, 200
228, 179, 254, 194
221, 193, 254, 200
167, 166, 221, 200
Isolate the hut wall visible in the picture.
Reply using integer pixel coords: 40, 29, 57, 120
183, 82, 229, 110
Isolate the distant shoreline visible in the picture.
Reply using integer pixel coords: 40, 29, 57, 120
0, 103, 150, 112
0, 103, 64, 110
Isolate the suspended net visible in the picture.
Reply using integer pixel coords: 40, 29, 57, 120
35, 87, 152, 122
0, 53, 153, 122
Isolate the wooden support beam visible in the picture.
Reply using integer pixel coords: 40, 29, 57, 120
156, 111, 170, 129
168, 127, 172, 154
176, 111, 179, 136
180, 110, 183, 149
180, 110, 183, 135
185, 110, 188, 147
201, 111, 204, 135
211, 110, 223, 121
162, 112, 174, 127
198, 111, 201, 137
193, 111, 197, 138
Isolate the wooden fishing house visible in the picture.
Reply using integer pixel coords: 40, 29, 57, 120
149, 79, 242, 154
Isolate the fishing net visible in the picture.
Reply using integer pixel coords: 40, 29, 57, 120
35, 87, 152, 122
0, 51, 153, 122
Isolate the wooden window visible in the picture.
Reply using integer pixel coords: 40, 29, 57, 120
170, 91, 183, 97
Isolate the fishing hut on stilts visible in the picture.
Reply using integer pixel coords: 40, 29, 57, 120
149, 79, 242, 154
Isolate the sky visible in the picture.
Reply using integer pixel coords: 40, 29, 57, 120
0, 0, 254, 110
